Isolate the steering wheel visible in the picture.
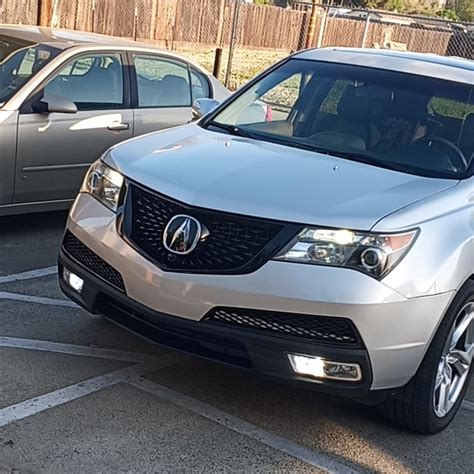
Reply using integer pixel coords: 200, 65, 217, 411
416, 137, 467, 171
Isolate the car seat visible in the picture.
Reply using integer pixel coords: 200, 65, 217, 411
316, 85, 381, 150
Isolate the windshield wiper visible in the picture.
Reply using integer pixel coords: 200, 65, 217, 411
318, 149, 411, 174
206, 121, 258, 139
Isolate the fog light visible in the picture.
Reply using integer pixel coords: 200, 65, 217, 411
287, 353, 362, 382
63, 268, 84, 293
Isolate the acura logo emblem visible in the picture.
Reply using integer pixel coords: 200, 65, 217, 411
163, 214, 202, 255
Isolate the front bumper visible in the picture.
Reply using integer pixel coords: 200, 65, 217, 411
59, 248, 373, 397
62, 193, 455, 392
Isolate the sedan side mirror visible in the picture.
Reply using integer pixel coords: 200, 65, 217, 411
32, 94, 77, 114
191, 98, 220, 121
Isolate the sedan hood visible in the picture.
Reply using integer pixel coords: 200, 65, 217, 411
106, 125, 457, 230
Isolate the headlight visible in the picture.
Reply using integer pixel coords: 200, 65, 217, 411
274, 227, 418, 279
81, 160, 124, 212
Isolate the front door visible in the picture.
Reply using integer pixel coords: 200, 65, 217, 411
14, 52, 132, 204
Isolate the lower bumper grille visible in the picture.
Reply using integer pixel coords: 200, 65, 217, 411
95, 296, 251, 368
202, 307, 361, 347
62, 231, 125, 292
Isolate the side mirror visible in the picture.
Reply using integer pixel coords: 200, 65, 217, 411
32, 94, 77, 114
191, 98, 220, 121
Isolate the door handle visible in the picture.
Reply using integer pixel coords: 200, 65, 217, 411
107, 122, 130, 131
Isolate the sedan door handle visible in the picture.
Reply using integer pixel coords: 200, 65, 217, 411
107, 122, 130, 131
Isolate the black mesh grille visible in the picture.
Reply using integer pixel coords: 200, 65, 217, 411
122, 183, 293, 274
202, 307, 361, 346
62, 232, 125, 291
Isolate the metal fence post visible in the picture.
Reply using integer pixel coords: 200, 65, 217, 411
225, 0, 241, 88
316, 6, 328, 49
305, 0, 319, 48
361, 12, 371, 48
133, 4, 138, 41
216, 0, 226, 46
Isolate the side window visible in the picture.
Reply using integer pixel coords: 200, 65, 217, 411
259, 73, 305, 121
44, 53, 124, 110
133, 55, 191, 107
17, 48, 36, 76
190, 68, 210, 101
234, 73, 310, 126
17, 48, 52, 77
58, 57, 94, 77
319, 80, 351, 115
430, 97, 474, 120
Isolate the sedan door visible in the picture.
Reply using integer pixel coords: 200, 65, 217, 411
14, 51, 132, 204
130, 53, 210, 136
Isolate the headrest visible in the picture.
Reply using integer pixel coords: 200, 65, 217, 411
337, 86, 371, 119
161, 75, 189, 96
389, 91, 428, 121
463, 112, 474, 128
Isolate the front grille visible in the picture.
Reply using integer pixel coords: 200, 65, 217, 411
122, 183, 297, 274
62, 231, 125, 292
202, 307, 361, 347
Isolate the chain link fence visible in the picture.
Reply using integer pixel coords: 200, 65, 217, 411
1, 0, 472, 89
296, 3, 473, 60
0, 0, 39, 25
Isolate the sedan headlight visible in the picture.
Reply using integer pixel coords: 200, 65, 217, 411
81, 160, 124, 212
274, 227, 418, 279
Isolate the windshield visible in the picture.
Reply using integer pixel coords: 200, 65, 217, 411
207, 59, 473, 179
0, 35, 60, 105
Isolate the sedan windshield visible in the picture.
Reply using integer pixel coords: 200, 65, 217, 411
0, 35, 60, 105
207, 59, 473, 179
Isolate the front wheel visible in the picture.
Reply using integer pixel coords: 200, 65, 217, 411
379, 280, 474, 434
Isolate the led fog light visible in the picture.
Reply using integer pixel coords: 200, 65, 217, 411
287, 353, 362, 382
63, 268, 84, 293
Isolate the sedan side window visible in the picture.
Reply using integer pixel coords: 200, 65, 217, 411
57, 57, 94, 77
44, 53, 124, 110
133, 55, 191, 107
190, 68, 210, 101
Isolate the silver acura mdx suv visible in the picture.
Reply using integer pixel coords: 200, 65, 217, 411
59, 48, 474, 433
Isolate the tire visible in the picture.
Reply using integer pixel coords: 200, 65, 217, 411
379, 279, 474, 434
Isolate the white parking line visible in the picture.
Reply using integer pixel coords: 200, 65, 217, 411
0, 266, 57, 284
130, 378, 357, 474
0, 291, 77, 308
0, 355, 178, 429
0, 336, 166, 364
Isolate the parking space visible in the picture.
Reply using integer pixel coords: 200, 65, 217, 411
1, 212, 473, 473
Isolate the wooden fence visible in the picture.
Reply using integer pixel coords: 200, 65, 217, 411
40, 0, 306, 51
0, 0, 38, 25
0, 0, 469, 58
317, 16, 453, 55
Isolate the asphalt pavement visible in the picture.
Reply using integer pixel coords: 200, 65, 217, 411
0, 211, 473, 473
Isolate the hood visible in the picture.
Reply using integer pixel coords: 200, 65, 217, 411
106, 125, 457, 230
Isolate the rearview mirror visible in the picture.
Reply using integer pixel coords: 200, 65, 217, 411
191, 98, 220, 121
32, 94, 77, 114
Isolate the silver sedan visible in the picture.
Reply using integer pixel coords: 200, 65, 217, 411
0, 25, 228, 216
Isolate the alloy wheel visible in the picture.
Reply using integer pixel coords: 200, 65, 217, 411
433, 302, 474, 418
